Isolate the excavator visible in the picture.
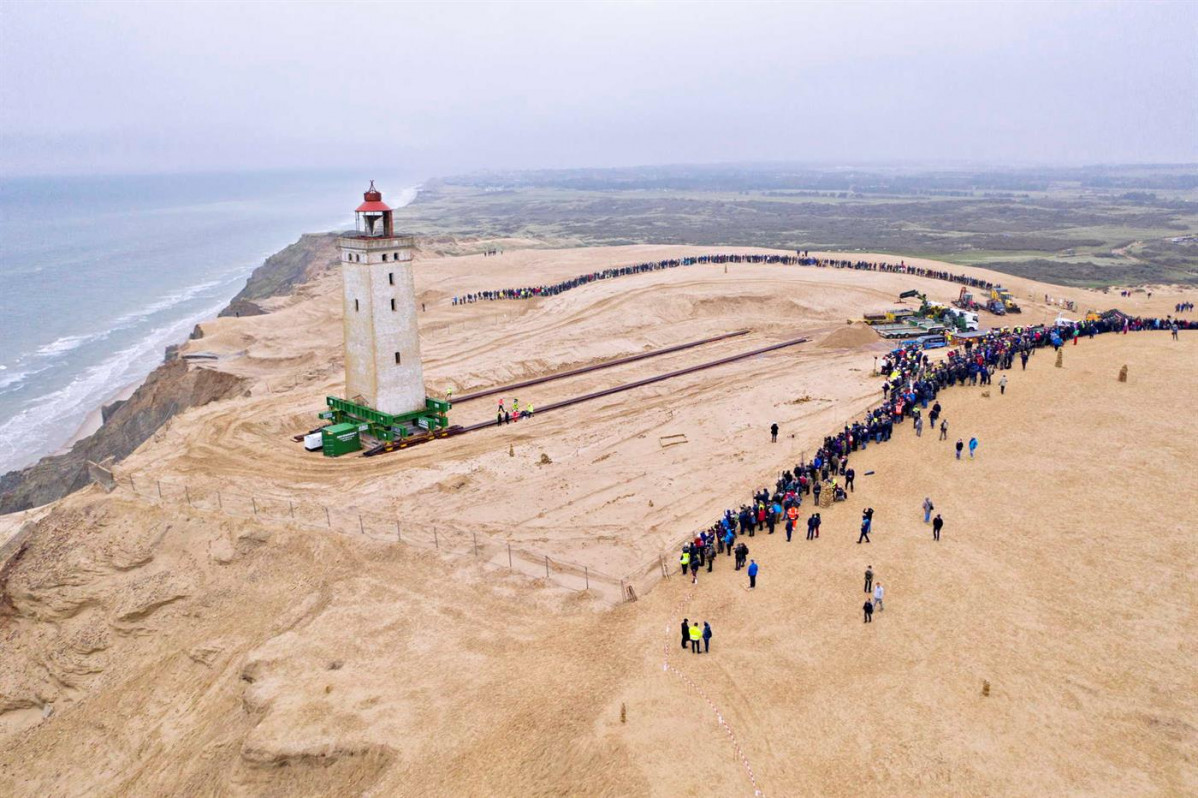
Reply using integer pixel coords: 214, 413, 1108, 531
954, 286, 980, 311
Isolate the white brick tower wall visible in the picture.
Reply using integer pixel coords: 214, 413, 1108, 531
339, 232, 426, 416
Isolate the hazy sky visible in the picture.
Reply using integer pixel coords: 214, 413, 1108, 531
1, 0, 1195, 176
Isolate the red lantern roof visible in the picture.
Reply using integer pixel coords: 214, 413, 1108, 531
355, 180, 391, 212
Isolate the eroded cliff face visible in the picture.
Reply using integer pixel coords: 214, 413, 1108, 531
0, 361, 246, 515
0, 233, 343, 516
218, 233, 341, 317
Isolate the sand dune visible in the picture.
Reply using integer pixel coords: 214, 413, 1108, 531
1, 245, 1194, 796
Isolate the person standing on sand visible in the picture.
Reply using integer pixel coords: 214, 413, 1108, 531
865, 565, 873, 593
969, 436, 979, 459
771, 422, 779, 443
999, 374, 1008, 395
873, 582, 885, 612
681, 618, 690, 649
923, 497, 934, 524
914, 415, 923, 437
933, 514, 944, 541
846, 466, 855, 492
940, 419, 949, 440
689, 622, 702, 654
864, 598, 874, 623
858, 520, 871, 544
956, 438, 964, 459
703, 622, 712, 653
747, 559, 759, 589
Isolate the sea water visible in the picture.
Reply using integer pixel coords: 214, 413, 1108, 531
0, 170, 417, 475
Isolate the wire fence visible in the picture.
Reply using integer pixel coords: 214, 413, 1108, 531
113, 473, 684, 605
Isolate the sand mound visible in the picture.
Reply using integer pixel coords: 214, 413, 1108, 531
819, 322, 879, 349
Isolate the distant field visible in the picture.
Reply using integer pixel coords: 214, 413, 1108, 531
394, 164, 1198, 288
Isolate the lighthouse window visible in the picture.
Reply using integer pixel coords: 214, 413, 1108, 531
390, 298, 396, 311
388, 272, 394, 285
394, 352, 401, 364
354, 299, 359, 312
382, 253, 388, 262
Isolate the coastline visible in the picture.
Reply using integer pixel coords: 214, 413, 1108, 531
56, 378, 143, 453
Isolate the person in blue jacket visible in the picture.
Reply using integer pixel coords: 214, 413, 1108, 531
747, 559, 759, 588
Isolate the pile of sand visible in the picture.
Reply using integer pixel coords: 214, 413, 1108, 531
819, 322, 880, 349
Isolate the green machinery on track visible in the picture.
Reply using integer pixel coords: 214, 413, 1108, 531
319, 396, 451, 446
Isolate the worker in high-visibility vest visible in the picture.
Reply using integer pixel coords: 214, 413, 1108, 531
680, 549, 690, 574
688, 622, 702, 654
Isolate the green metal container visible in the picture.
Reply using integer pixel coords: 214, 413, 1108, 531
321, 423, 361, 457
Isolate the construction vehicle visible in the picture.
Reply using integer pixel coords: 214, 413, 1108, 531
991, 285, 1022, 313
944, 307, 980, 331
899, 289, 923, 301
954, 286, 980, 311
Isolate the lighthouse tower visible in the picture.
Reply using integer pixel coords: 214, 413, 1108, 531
339, 182, 426, 416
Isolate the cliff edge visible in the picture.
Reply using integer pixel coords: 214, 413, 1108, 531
0, 233, 342, 516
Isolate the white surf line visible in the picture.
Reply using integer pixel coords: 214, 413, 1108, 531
663, 586, 764, 797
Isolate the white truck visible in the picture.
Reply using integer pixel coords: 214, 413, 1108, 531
945, 308, 980, 331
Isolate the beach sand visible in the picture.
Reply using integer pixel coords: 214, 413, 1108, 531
1, 245, 1194, 796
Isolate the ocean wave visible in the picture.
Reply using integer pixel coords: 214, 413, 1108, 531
34, 332, 106, 358
109, 279, 224, 328
0, 295, 231, 474
0, 364, 52, 394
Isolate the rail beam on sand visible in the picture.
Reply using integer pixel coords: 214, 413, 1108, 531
458, 334, 810, 432
360, 334, 808, 456
450, 329, 751, 404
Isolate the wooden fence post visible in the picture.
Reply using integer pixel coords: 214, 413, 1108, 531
289, 500, 295, 519
507, 543, 512, 569
217, 490, 222, 510
157, 480, 162, 499
473, 532, 478, 557
433, 527, 439, 549
396, 520, 401, 542
325, 506, 331, 528
584, 566, 589, 590
184, 487, 191, 507
359, 514, 365, 535
545, 556, 550, 579
252, 496, 258, 516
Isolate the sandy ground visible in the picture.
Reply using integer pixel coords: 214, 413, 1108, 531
1, 245, 1194, 796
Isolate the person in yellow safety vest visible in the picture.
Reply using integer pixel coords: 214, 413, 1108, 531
680, 549, 690, 574
512, 398, 520, 413
526, 403, 534, 418
688, 622, 702, 654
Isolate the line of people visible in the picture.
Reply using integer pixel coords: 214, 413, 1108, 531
675, 311, 1186, 628
452, 252, 1004, 306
